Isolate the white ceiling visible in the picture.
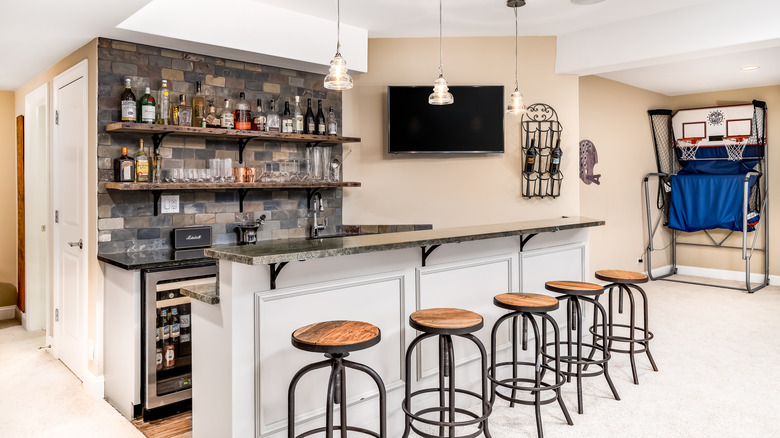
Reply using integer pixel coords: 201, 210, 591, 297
2, 0, 779, 95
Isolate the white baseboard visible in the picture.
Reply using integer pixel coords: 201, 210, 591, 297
645, 264, 777, 286
0, 305, 16, 321
18, 308, 26, 326
83, 371, 105, 399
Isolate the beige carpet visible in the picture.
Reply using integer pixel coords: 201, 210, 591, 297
2, 277, 779, 437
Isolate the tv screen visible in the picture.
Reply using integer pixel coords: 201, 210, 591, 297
387, 85, 505, 154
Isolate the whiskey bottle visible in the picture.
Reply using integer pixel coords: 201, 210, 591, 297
252, 99, 266, 131
114, 147, 135, 182
233, 92, 252, 130
327, 106, 337, 135
549, 138, 563, 174
120, 77, 136, 122
524, 139, 537, 173
139, 87, 155, 124
135, 139, 150, 182
266, 99, 281, 132
192, 81, 207, 127
304, 98, 315, 134
156, 80, 170, 125
205, 100, 220, 128
282, 101, 293, 133
177, 94, 192, 126
315, 100, 326, 135
219, 99, 234, 129
293, 96, 304, 134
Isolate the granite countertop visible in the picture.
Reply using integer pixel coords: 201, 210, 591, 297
97, 248, 217, 271
180, 283, 220, 305
205, 216, 604, 266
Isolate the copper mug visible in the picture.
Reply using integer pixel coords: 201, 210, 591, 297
245, 167, 257, 183
232, 167, 247, 183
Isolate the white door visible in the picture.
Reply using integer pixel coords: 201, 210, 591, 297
52, 60, 89, 382
24, 83, 49, 332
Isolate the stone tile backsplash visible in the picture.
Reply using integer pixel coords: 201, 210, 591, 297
97, 38, 346, 254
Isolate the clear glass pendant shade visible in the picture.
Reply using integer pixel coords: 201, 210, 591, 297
429, 75, 454, 105
506, 88, 526, 114
324, 54, 353, 90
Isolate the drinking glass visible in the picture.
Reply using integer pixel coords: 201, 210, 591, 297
311, 147, 323, 181
321, 147, 331, 182
330, 158, 341, 182
224, 158, 234, 182
197, 168, 207, 182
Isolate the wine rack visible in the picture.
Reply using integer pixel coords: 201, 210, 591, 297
521, 103, 563, 199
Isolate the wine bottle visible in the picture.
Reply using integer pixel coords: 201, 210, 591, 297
156, 80, 170, 125
219, 99, 234, 129
282, 101, 293, 133
304, 98, 315, 134
293, 96, 304, 134
266, 100, 281, 132
253, 99, 266, 131
327, 106, 337, 135
233, 92, 252, 130
114, 147, 135, 182
120, 77, 136, 122
192, 81, 207, 127
139, 87, 155, 124
315, 100, 326, 135
179, 304, 191, 357
524, 139, 537, 173
171, 307, 180, 357
156, 309, 164, 371
549, 139, 563, 174
135, 139, 150, 182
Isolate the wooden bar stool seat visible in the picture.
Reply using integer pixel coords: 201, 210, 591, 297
402, 308, 492, 438
489, 293, 572, 438
544, 281, 620, 415
589, 270, 658, 385
288, 320, 386, 438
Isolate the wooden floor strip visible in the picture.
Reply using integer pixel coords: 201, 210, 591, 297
132, 411, 192, 438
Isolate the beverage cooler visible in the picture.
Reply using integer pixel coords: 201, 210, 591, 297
141, 263, 216, 420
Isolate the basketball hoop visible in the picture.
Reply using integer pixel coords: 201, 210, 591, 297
676, 138, 701, 161
723, 136, 750, 161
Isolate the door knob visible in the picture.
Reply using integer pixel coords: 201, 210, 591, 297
68, 239, 83, 249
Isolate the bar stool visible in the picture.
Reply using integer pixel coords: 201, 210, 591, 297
402, 308, 492, 438
544, 281, 620, 414
288, 320, 387, 438
489, 293, 572, 438
590, 270, 658, 385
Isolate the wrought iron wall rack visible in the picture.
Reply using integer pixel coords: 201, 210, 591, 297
521, 103, 563, 199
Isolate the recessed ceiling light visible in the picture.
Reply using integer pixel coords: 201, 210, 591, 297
741, 65, 760, 71
571, 0, 607, 4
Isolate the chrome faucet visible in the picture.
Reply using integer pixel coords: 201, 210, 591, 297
311, 193, 327, 237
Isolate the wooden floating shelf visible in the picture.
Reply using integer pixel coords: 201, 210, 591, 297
105, 122, 361, 144
105, 182, 361, 190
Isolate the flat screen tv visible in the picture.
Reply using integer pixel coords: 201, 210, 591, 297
387, 85, 505, 154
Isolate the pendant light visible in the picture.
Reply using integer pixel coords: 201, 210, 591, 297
429, 0, 454, 105
506, 1, 526, 114
324, 0, 353, 90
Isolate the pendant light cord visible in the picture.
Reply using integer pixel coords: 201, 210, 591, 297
336, 0, 342, 55
438, 0, 444, 77
514, 6, 519, 91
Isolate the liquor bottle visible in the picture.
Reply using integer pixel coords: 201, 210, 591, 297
315, 100, 326, 135
293, 96, 304, 134
304, 98, 315, 134
120, 77, 136, 122
152, 150, 162, 183
170, 100, 179, 126
177, 94, 192, 127
170, 306, 181, 357
192, 81, 207, 127
524, 139, 537, 173
252, 99, 266, 131
549, 138, 563, 174
161, 308, 170, 343
156, 80, 170, 125
156, 309, 164, 371
139, 87, 155, 124
327, 106, 337, 135
205, 101, 220, 128
266, 99, 281, 132
162, 308, 175, 369
233, 92, 252, 130
219, 99, 235, 129
135, 139, 150, 182
282, 101, 293, 133
114, 147, 135, 182
178, 304, 191, 357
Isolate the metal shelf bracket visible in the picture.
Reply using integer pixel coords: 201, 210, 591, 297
269, 262, 289, 290
421, 244, 441, 267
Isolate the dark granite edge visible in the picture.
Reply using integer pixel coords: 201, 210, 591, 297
206, 217, 605, 266
180, 284, 220, 305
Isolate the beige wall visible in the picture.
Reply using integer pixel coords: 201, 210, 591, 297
15, 39, 100, 374
669, 86, 779, 276
343, 37, 581, 228
0, 91, 16, 291
578, 76, 671, 278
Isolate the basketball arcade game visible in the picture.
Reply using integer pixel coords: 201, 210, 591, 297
643, 100, 768, 292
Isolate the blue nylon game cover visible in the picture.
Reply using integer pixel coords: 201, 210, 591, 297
668, 174, 758, 232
